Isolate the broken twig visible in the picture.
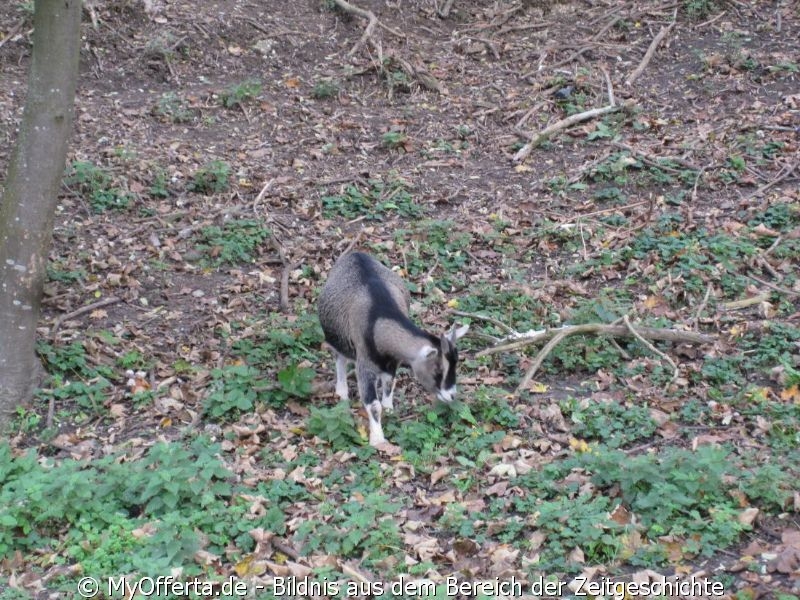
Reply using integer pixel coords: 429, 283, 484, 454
512, 102, 629, 163
625, 9, 678, 86
478, 323, 714, 359
51, 296, 121, 338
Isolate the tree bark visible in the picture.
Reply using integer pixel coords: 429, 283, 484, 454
0, 0, 82, 424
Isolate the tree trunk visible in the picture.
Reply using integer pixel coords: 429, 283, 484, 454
0, 0, 82, 425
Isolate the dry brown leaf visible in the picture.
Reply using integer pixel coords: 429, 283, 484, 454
780, 384, 800, 403
609, 503, 631, 525
568, 546, 585, 564
430, 466, 449, 485
738, 507, 759, 526
528, 530, 547, 551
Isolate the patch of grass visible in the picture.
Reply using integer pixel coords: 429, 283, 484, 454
390, 219, 473, 293
188, 159, 231, 195
219, 79, 262, 109
47, 260, 86, 284
307, 401, 363, 450
203, 364, 263, 421
322, 176, 423, 220
683, 0, 718, 19
0, 437, 253, 582
65, 160, 133, 212
579, 213, 759, 298
148, 166, 171, 198
311, 79, 339, 99
382, 131, 409, 150
561, 398, 658, 448
295, 493, 401, 565
33, 337, 114, 418
748, 201, 800, 232
194, 218, 270, 266
153, 91, 195, 124
583, 446, 749, 550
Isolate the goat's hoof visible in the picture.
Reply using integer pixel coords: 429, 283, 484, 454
372, 441, 401, 456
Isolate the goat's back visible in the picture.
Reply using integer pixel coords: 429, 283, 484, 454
318, 252, 410, 359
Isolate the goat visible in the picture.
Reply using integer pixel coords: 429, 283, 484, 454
318, 252, 469, 446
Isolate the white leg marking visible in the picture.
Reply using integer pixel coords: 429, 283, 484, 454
380, 373, 395, 411
335, 354, 350, 400
367, 400, 386, 446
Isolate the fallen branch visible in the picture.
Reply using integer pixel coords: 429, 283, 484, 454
515, 329, 570, 394
625, 9, 678, 86
692, 282, 714, 330
51, 296, 121, 338
332, 0, 378, 57
623, 315, 679, 381
450, 310, 516, 336
508, 320, 704, 393
477, 322, 714, 359
512, 101, 629, 163
0, 19, 23, 50
438, 0, 455, 19
332, 0, 404, 56
599, 65, 615, 106
721, 293, 771, 311
745, 161, 798, 200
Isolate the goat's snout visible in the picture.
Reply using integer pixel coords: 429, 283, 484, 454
437, 386, 457, 403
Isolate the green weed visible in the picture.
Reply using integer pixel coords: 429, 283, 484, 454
683, 0, 718, 19
307, 401, 363, 450
311, 79, 339, 99
148, 166, 171, 198
194, 218, 270, 266
65, 160, 133, 212
382, 131, 408, 150
188, 159, 231, 195
0, 437, 249, 577
203, 365, 263, 421
219, 79, 262, 108
154, 91, 195, 123
322, 177, 423, 220
47, 260, 85, 284
561, 398, 658, 448
295, 493, 401, 564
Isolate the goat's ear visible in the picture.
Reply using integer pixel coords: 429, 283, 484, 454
417, 345, 439, 360
448, 324, 470, 342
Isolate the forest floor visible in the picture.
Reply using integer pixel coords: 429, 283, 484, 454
0, 0, 799, 598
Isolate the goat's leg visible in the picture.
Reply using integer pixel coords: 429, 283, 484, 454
356, 361, 385, 446
334, 353, 350, 400
379, 372, 395, 412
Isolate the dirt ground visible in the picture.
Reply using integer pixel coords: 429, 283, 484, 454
1, 0, 799, 596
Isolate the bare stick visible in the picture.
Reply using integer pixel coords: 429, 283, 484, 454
0, 19, 23, 50
744, 273, 800, 298
599, 65, 615, 106
340, 229, 363, 257
450, 310, 517, 335
330, 0, 405, 53
566, 199, 650, 221
332, 0, 377, 57
694, 11, 726, 29
477, 323, 714, 358
51, 296, 121, 338
625, 10, 678, 86
512, 102, 626, 163
515, 329, 569, 393
721, 293, 771, 311
623, 315, 679, 381
693, 282, 714, 330
438, 0, 455, 19
745, 161, 798, 200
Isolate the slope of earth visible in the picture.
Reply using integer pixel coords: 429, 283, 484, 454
1, 0, 799, 598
